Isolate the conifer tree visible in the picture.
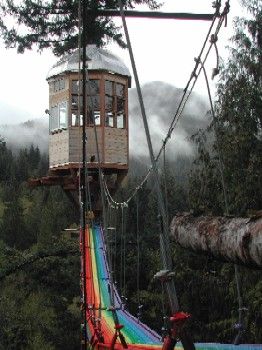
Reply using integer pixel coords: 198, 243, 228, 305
189, 0, 262, 215
0, 0, 160, 56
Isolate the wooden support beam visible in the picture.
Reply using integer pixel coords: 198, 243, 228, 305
90, 10, 214, 21
170, 212, 262, 270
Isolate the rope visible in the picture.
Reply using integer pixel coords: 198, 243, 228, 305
102, 1, 229, 210
199, 59, 229, 213
163, 144, 169, 223
136, 193, 141, 315
112, 205, 118, 284
79, 0, 88, 347
84, 56, 120, 324
161, 282, 168, 339
107, 205, 114, 271
118, 0, 179, 314
199, 48, 245, 345
234, 264, 244, 345
155, 1, 230, 164
120, 205, 124, 297
123, 205, 127, 298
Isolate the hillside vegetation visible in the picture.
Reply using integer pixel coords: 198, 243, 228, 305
0, 0, 261, 348
0, 141, 261, 349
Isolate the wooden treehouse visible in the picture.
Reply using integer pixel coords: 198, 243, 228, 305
29, 45, 131, 211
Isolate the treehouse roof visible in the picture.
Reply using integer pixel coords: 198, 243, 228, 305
46, 45, 131, 82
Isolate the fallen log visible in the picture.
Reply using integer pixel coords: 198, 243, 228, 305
170, 213, 262, 269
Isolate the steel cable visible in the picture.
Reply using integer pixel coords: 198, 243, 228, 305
101, 1, 229, 209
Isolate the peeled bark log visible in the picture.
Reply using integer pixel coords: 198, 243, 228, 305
170, 213, 262, 269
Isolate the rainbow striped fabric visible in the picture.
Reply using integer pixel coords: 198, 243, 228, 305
82, 225, 262, 350
83, 224, 161, 349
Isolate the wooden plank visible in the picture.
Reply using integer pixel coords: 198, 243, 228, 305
49, 131, 69, 167
69, 127, 104, 163
50, 90, 70, 106
90, 9, 214, 21
103, 73, 128, 85
104, 127, 128, 164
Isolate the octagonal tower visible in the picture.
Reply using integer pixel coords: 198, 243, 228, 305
47, 45, 131, 176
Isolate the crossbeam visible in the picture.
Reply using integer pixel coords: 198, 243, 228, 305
89, 10, 214, 21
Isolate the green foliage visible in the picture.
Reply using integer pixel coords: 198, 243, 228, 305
0, 1, 262, 343
0, 143, 81, 349
0, 237, 81, 349
0, 135, 261, 348
0, 0, 160, 56
186, 0, 262, 343
0, 140, 15, 182
189, 0, 262, 216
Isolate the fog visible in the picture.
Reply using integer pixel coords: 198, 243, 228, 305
0, 118, 49, 153
129, 81, 209, 162
0, 81, 210, 160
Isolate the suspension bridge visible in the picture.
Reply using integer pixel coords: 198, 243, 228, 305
28, 1, 262, 349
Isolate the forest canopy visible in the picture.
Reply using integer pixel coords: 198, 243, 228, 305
0, 0, 261, 348
0, 0, 160, 55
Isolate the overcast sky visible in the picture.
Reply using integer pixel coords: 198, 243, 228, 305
0, 0, 243, 125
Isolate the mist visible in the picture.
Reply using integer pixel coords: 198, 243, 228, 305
129, 81, 209, 162
0, 81, 210, 162
0, 118, 49, 153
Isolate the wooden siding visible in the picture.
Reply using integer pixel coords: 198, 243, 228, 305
49, 127, 127, 169
49, 130, 69, 167
68, 127, 103, 163
50, 90, 70, 106
104, 128, 128, 164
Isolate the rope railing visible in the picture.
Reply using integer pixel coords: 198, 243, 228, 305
198, 43, 244, 346
101, 1, 230, 209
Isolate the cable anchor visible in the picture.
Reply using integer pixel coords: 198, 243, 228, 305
162, 312, 191, 350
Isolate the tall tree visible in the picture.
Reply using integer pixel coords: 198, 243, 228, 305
0, 196, 29, 249
187, 1, 262, 342
189, 0, 262, 216
0, 0, 160, 56
214, 0, 262, 215
0, 139, 15, 182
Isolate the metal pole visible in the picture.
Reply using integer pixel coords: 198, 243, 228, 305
81, 0, 88, 348
118, 0, 179, 314
89, 9, 214, 21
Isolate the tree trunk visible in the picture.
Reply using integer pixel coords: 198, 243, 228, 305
170, 213, 262, 269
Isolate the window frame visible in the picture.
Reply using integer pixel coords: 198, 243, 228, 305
104, 79, 126, 129
49, 101, 68, 133
70, 78, 101, 127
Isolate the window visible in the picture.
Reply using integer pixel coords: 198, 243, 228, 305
116, 113, 125, 129
72, 95, 83, 110
59, 78, 65, 90
49, 102, 68, 132
116, 83, 124, 97
70, 78, 126, 128
116, 83, 125, 129
87, 95, 100, 111
72, 80, 81, 94
105, 112, 114, 127
59, 102, 68, 129
105, 81, 113, 95
49, 81, 54, 94
49, 78, 66, 94
94, 111, 101, 125
71, 79, 101, 126
105, 96, 113, 110
88, 80, 100, 95
105, 80, 126, 128
72, 112, 83, 126
50, 106, 59, 131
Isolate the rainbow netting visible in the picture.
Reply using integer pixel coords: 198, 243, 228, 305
82, 225, 262, 350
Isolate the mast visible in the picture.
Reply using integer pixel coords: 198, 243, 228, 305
80, 0, 88, 348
